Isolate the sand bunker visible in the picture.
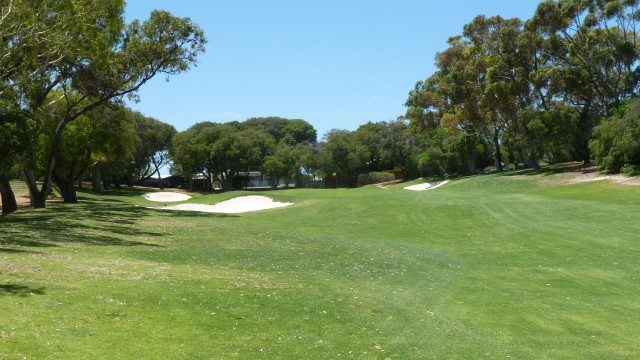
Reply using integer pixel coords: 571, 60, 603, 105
404, 180, 449, 191
142, 192, 192, 202
156, 195, 293, 214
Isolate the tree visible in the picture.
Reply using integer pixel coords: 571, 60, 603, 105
0, 0, 102, 213
591, 97, 640, 172
0, 0, 88, 96
280, 119, 317, 145
528, 0, 640, 163
376, 118, 424, 178
230, 127, 275, 182
404, 37, 489, 173
132, 112, 177, 189
244, 117, 317, 145
263, 142, 315, 188
0, 109, 38, 213
318, 129, 370, 187
170, 122, 225, 191
263, 144, 296, 189
17, 5, 205, 208
86, 104, 138, 192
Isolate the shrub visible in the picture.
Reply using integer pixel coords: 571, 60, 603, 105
621, 164, 640, 177
417, 147, 447, 177
591, 98, 640, 173
357, 172, 395, 187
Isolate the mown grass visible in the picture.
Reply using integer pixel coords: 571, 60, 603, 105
1, 173, 640, 359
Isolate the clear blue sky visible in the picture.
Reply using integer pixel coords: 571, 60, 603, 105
124, 1, 540, 140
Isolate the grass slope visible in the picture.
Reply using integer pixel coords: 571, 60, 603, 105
1, 174, 640, 359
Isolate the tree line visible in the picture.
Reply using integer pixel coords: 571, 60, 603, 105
405, 0, 640, 175
4, 0, 640, 215
171, 117, 318, 191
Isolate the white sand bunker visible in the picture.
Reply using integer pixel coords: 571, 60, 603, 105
404, 180, 449, 191
159, 195, 293, 214
143, 192, 192, 202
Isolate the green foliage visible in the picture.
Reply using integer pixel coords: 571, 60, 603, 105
356, 172, 395, 187
171, 118, 317, 190
132, 112, 177, 182
0, 0, 207, 207
591, 97, 640, 173
0, 110, 39, 173
620, 163, 640, 176
406, 0, 640, 170
417, 147, 448, 177
244, 117, 316, 144
318, 129, 370, 187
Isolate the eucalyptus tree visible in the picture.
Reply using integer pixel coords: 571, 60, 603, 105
591, 97, 640, 172
0, 109, 36, 213
170, 124, 206, 190
17, 2, 206, 208
244, 117, 317, 145
171, 122, 225, 191
375, 119, 424, 178
132, 112, 177, 189
354, 122, 382, 172
0, 0, 90, 212
318, 129, 371, 187
263, 143, 297, 188
230, 127, 276, 178
0, 0, 80, 96
528, 0, 640, 163
406, 34, 493, 173
280, 119, 317, 144
85, 104, 139, 192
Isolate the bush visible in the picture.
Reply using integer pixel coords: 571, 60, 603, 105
357, 172, 395, 187
621, 164, 640, 176
591, 98, 640, 173
417, 147, 447, 177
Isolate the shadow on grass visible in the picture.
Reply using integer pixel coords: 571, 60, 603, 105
147, 208, 239, 218
0, 247, 43, 254
498, 162, 594, 177
0, 195, 168, 248
0, 284, 45, 297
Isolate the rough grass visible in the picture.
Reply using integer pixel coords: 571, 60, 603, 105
1, 172, 640, 359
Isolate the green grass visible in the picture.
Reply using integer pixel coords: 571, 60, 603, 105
2, 174, 640, 359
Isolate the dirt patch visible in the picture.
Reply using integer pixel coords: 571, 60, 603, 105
510, 164, 640, 186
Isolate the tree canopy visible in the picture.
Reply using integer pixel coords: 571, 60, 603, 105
405, 0, 640, 173
0, 0, 206, 211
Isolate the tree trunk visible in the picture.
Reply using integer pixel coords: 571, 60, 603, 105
152, 158, 164, 190
527, 149, 540, 170
53, 172, 78, 203
37, 119, 69, 208
580, 101, 593, 166
92, 164, 101, 191
582, 138, 591, 166
467, 151, 477, 173
113, 176, 121, 189
493, 127, 503, 172
157, 171, 164, 190
0, 173, 18, 214
23, 170, 44, 208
